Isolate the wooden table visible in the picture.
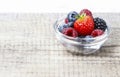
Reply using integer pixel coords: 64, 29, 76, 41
0, 13, 119, 77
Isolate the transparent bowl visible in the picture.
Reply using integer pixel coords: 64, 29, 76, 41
54, 16, 110, 55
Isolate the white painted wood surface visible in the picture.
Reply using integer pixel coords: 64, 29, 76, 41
0, 13, 119, 77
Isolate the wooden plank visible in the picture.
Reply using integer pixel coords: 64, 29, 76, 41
0, 13, 119, 77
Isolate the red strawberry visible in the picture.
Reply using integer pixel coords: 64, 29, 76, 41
80, 9, 92, 16
62, 27, 78, 38
74, 14, 94, 36
91, 29, 104, 37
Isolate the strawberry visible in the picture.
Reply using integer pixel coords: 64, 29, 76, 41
80, 9, 92, 16
74, 14, 94, 36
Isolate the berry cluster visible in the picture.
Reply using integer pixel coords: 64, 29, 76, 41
58, 9, 107, 39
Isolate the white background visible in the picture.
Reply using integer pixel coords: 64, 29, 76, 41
0, 0, 119, 13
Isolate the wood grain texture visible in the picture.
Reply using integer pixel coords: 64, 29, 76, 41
0, 13, 119, 77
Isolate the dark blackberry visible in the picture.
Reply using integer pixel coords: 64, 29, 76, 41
94, 17, 107, 31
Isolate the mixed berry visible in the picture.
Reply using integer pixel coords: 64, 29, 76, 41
58, 9, 107, 39
94, 17, 107, 31
62, 27, 78, 38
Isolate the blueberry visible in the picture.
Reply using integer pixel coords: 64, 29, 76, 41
85, 35, 93, 38
77, 35, 94, 43
76, 36, 85, 42
78, 36, 85, 38
67, 11, 79, 22
58, 24, 69, 32
68, 22, 74, 27
84, 35, 94, 43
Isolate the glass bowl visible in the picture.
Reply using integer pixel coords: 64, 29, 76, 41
53, 16, 110, 55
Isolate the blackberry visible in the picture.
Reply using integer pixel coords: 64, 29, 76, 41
94, 17, 107, 31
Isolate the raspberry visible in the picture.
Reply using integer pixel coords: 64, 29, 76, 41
80, 9, 92, 16
94, 17, 107, 31
91, 29, 104, 37
65, 18, 69, 24
62, 27, 78, 38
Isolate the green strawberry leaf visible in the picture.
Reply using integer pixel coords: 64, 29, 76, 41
75, 15, 80, 19
75, 13, 87, 20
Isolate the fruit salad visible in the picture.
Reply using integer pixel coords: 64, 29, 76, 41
58, 9, 108, 39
